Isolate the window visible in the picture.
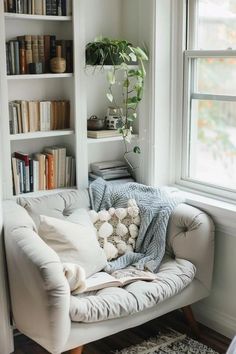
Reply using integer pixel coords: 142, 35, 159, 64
181, 0, 236, 198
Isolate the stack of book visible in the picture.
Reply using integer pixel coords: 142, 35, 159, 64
12, 146, 76, 195
89, 160, 134, 182
6, 35, 73, 75
4, 0, 72, 16
87, 130, 122, 139
9, 100, 70, 134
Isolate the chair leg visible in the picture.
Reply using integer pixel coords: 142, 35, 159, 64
66, 345, 84, 354
182, 305, 200, 338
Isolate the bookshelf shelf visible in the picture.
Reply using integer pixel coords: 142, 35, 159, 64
10, 130, 75, 141
7, 73, 73, 80
85, 65, 139, 72
12, 187, 77, 199
4, 13, 72, 21
87, 134, 138, 144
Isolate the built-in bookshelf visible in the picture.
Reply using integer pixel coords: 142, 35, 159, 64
0, 0, 145, 199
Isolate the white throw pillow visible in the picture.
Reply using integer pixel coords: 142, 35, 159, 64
38, 215, 107, 277
67, 208, 94, 228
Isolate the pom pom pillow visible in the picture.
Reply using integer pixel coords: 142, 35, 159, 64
88, 199, 140, 261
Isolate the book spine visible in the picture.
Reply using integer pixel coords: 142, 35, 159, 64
65, 40, 73, 73
13, 41, 20, 75
29, 159, 34, 192
23, 0, 27, 13
28, 101, 37, 132
12, 157, 20, 195
18, 39, 27, 74
31, 0, 35, 14
65, 100, 70, 128
42, 0, 46, 15
56, 0, 62, 16
65, 156, 72, 187
8, 0, 15, 12
33, 160, 39, 192
43, 35, 50, 72
70, 157, 76, 187
34, 0, 43, 14
38, 35, 45, 72
4, 0, 8, 12
61, 0, 66, 16
46, 101, 51, 130
21, 101, 29, 133
51, 0, 57, 15
9, 41, 15, 75
32, 35, 39, 63
16, 0, 23, 13
6, 43, 10, 75
25, 35, 33, 73
40, 102, 45, 131
46, 0, 51, 15
50, 35, 56, 59
46, 154, 54, 189
8, 103, 14, 134
66, 0, 72, 16
27, 0, 32, 14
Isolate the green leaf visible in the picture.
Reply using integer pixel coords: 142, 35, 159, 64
134, 47, 148, 61
106, 93, 113, 102
129, 52, 137, 62
133, 146, 141, 154
107, 71, 115, 85
123, 78, 130, 88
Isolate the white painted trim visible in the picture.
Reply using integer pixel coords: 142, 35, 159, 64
191, 93, 236, 102
193, 303, 236, 339
186, 50, 236, 58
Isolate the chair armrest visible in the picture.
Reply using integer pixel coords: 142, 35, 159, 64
167, 203, 215, 290
3, 201, 71, 354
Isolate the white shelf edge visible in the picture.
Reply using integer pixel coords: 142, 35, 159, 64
87, 134, 138, 144
4, 13, 72, 21
12, 187, 77, 199
7, 73, 73, 80
10, 130, 74, 141
85, 65, 139, 72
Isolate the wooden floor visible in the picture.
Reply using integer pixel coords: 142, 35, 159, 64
13, 310, 231, 354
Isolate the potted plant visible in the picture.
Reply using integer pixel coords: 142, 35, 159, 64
86, 36, 149, 173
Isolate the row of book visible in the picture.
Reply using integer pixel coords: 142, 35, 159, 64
9, 100, 70, 134
89, 160, 132, 181
4, 0, 72, 16
6, 35, 73, 75
12, 147, 76, 195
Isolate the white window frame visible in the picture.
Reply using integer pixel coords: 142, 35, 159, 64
173, 0, 236, 203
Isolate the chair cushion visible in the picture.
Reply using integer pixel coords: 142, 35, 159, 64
38, 215, 107, 278
69, 257, 196, 322
18, 189, 90, 229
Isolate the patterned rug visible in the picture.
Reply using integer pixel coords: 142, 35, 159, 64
116, 328, 219, 354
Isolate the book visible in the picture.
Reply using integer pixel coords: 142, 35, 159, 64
51, 0, 57, 15
9, 41, 15, 75
32, 35, 39, 63
14, 152, 30, 192
91, 160, 126, 173
35, 153, 46, 190
6, 42, 10, 75
38, 35, 45, 71
87, 130, 122, 139
12, 157, 20, 195
18, 37, 27, 74
85, 269, 156, 292
46, 153, 54, 189
25, 35, 33, 73
34, 0, 43, 15
21, 100, 29, 133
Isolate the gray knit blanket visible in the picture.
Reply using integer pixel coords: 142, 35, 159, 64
89, 178, 184, 273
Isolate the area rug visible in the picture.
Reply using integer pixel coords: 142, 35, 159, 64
115, 328, 219, 354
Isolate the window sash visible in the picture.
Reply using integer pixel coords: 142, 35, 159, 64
181, 50, 236, 200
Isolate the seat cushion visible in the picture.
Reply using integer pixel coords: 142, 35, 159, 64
69, 257, 196, 323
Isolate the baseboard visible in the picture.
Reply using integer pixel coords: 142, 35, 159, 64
193, 304, 236, 339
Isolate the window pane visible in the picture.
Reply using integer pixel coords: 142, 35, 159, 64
196, 57, 236, 95
197, 0, 236, 49
189, 99, 236, 190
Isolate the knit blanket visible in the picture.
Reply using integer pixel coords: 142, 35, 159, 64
89, 178, 184, 273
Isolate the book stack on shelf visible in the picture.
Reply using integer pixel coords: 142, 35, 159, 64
9, 100, 70, 134
12, 146, 76, 195
89, 160, 135, 184
87, 130, 122, 139
4, 0, 72, 16
6, 35, 73, 75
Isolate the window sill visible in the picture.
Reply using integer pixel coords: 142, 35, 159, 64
172, 185, 236, 233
